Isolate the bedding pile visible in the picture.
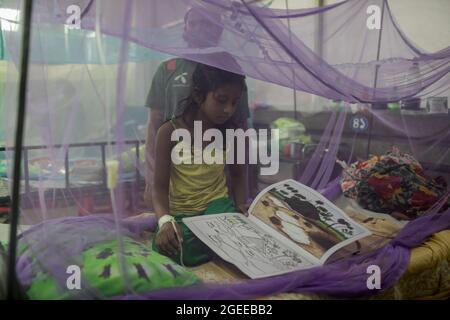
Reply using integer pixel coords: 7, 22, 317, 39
340, 147, 449, 219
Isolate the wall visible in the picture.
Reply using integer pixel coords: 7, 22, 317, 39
247, 0, 450, 112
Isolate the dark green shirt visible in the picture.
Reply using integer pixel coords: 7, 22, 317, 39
146, 58, 249, 123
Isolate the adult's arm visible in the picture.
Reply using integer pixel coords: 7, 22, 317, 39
144, 108, 164, 209
143, 62, 166, 209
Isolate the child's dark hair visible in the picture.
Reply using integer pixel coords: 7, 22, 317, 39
181, 52, 246, 130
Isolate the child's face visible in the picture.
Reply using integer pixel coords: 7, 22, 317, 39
200, 83, 242, 125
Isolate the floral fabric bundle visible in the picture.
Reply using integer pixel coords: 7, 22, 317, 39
340, 147, 449, 218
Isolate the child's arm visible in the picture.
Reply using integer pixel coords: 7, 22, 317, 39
152, 123, 183, 256
229, 162, 248, 215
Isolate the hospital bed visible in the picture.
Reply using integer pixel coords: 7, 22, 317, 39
185, 196, 450, 300
1, 190, 449, 299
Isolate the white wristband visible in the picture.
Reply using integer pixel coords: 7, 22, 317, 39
158, 214, 175, 229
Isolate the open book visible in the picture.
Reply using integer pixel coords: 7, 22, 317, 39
183, 179, 371, 279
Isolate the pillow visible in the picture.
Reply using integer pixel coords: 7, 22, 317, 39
24, 237, 199, 299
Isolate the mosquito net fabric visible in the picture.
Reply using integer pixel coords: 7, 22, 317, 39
1, 0, 450, 299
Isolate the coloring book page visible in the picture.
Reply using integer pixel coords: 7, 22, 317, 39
183, 179, 371, 278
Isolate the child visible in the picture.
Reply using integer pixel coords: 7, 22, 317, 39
151, 59, 248, 266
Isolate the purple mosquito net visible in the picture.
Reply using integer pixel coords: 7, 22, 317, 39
1, 0, 450, 299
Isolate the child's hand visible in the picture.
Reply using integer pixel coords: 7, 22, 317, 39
155, 222, 183, 257
237, 203, 250, 216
